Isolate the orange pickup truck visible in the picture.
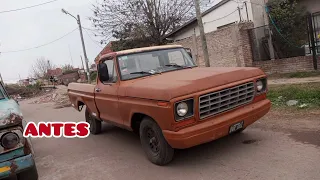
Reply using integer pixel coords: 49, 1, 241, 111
68, 45, 271, 165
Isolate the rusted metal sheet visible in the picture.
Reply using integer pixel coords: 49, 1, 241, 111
0, 99, 23, 127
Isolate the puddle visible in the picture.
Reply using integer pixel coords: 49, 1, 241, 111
288, 130, 320, 147
242, 139, 259, 144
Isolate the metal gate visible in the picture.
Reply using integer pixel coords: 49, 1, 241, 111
306, 12, 320, 70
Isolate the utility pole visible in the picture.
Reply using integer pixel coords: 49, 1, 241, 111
264, 1, 275, 60
80, 56, 85, 70
194, 0, 210, 67
77, 15, 91, 83
62, 9, 91, 83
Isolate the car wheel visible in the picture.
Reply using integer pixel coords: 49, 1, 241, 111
17, 164, 38, 180
85, 107, 101, 135
139, 117, 174, 166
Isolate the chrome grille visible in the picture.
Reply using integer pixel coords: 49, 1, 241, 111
199, 82, 255, 119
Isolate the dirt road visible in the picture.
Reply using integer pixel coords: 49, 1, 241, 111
20, 101, 320, 180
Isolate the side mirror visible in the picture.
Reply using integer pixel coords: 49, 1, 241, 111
98, 63, 110, 82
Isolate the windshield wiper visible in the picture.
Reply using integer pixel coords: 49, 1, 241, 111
165, 64, 193, 69
130, 71, 154, 75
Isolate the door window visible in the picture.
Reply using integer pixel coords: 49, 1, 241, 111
103, 60, 118, 83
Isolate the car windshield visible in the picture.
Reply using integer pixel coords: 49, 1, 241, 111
0, 85, 5, 100
118, 48, 196, 80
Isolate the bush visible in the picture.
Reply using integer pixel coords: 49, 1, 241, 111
5, 84, 41, 98
90, 72, 97, 82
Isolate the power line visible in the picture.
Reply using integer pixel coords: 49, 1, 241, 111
83, 28, 104, 48
0, 28, 78, 53
0, 0, 59, 14
204, 8, 238, 24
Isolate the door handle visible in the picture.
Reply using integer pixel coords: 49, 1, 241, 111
95, 88, 101, 92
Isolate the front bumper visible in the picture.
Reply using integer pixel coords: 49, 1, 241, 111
163, 99, 271, 149
0, 149, 35, 178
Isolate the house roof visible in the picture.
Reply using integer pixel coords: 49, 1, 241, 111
165, 0, 231, 38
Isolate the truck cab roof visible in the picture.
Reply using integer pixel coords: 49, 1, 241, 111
96, 45, 183, 63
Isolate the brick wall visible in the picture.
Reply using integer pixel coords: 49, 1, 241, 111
171, 22, 254, 67
59, 72, 79, 85
253, 56, 320, 74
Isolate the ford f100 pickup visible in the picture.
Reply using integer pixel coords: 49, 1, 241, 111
68, 45, 271, 165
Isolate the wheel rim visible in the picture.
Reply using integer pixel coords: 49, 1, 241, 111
145, 127, 160, 153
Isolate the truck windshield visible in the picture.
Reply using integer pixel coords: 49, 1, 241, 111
118, 48, 196, 80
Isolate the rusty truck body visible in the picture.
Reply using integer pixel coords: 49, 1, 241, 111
0, 82, 38, 179
68, 45, 271, 165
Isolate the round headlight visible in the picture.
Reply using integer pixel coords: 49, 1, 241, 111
1, 132, 19, 149
176, 102, 188, 117
256, 80, 264, 91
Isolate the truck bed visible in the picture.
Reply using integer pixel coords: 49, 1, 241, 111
67, 83, 99, 115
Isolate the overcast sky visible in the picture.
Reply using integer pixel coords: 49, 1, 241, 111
0, 0, 104, 83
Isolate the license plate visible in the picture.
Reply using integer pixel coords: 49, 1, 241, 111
229, 121, 244, 134
0, 166, 10, 173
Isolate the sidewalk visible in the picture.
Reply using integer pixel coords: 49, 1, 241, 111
268, 77, 320, 85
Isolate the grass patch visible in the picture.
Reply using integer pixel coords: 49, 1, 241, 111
269, 71, 320, 79
267, 83, 320, 109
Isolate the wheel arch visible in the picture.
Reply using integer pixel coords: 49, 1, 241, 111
77, 100, 85, 111
130, 112, 157, 134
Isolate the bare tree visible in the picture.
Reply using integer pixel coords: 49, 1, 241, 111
31, 57, 55, 79
91, 0, 217, 46
61, 64, 74, 73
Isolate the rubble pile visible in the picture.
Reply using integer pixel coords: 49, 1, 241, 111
30, 86, 71, 109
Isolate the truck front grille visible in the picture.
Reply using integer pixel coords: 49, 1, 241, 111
199, 82, 255, 119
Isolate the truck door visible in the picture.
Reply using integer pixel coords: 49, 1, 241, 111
95, 58, 122, 125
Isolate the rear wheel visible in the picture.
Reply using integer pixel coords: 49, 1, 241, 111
85, 107, 101, 135
139, 117, 174, 165
234, 128, 246, 134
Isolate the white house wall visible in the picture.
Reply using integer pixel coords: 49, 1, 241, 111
250, 0, 266, 27
173, 0, 262, 41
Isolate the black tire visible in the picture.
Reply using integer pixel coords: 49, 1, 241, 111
139, 117, 174, 166
17, 164, 38, 180
234, 128, 246, 134
85, 107, 101, 135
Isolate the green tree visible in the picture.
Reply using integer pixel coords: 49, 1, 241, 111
267, 0, 308, 48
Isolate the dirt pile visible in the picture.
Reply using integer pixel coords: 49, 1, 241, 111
31, 86, 71, 109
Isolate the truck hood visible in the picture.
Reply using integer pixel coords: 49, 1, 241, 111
0, 99, 23, 128
122, 67, 264, 101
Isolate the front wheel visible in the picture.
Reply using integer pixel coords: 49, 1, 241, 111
139, 117, 174, 165
85, 107, 101, 135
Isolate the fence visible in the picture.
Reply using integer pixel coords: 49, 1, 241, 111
248, 24, 309, 62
